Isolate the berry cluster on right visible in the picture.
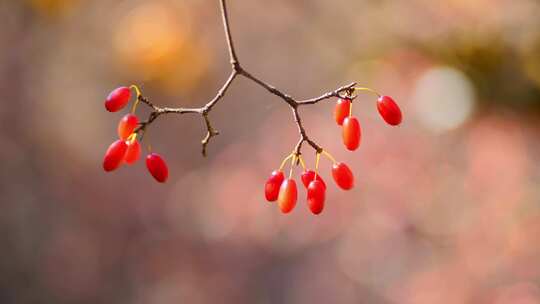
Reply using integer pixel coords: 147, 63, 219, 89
335, 94, 402, 151
265, 90, 402, 215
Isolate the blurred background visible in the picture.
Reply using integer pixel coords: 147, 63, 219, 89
1, 0, 540, 303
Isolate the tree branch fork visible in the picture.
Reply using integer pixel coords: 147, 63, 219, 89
134, 0, 356, 157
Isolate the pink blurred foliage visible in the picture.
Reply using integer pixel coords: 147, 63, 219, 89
0, 0, 540, 303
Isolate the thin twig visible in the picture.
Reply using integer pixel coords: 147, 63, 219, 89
219, 0, 239, 68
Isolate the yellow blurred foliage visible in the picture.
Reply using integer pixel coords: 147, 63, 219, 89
113, 2, 211, 94
522, 42, 540, 89
27, 0, 78, 17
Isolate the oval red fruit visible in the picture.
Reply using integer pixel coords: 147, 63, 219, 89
300, 170, 326, 189
278, 179, 297, 213
332, 162, 354, 190
377, 96, 402, 126
146, 153, 169, 183
118, 114, 138, 140
265, 170, 285, 202
124, 140, 141, 165
307, 180, 325, 215
105, 87, 131, 112
334, 98, 351, 126
103, 140, 128, 172
342, 116, 361, 151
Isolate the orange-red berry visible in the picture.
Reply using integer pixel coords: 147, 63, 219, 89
124, 140, 141, 165
146, 153, 169, 183
118, 114, 138, 140
342, 116, 361, 151
265, 170, 285, 202
307, 180, 325, 215
377, 96, 402, 126
105, 87, 131, 112
278, 179, 297, 213
103, 140, 128, 172
332, 162, 354, 190
334, 98, 351, 125
300, 170, 326, 189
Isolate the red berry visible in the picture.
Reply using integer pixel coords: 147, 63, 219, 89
342, 116, 361, 151
278, 179, 297, 213
265, 170, 285, 202
103, 140, 128, 172
332, 162, 354, 190
146, 153, 169, 183
118, 114, 138, 140
334, 98, 351, 125
300, 170, 326, 189
124, 140, 141, 165
105, 87, 131, 112
307, 180, 325, 215
377, 96, 402, 126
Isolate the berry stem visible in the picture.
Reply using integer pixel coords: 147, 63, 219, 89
314, 152, 321, 179
353, 87, 381, 98
322, 150, 337, 164
127, 133, 138, 144
289, 154, 297, 179
129, 85, 142, 114
279, 153, 294, 171
298, 155, 306, 170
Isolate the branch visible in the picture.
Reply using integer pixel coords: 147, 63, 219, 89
134, 0, 356, 157
297, 82, 357, 106
219, 0, 239, 68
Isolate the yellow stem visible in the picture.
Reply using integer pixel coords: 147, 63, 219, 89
353, 87, 381, 98
322, 150, 337, 164
279, 153, 294, 171
130, 85, 142, 114
289, 154, 297, 179
298, 155, 306, 170
314, 152, 321, 179
127, 133, 138, 144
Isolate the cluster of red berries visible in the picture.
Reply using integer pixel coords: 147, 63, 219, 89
265, 90, 402, 215
265, 152, 354, 215
102, 86, 169, 183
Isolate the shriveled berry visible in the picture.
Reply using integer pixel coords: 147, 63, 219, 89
278, 179, 297, 214
300, 170, 326, 189
377, 96, 402, 126
105, 87, 131, 112
307, 180, 325, 215
342, 116, 361, 151
103, 140, 128, 172
332, 162, 354, 190
265, 170, 285, 202
124, 140, 141, 165
334, 98, 351, 125
146, 153, 169, 183
118, 114, 138, 140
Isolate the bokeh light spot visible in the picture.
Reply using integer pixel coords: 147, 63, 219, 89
413, 66, 476, 132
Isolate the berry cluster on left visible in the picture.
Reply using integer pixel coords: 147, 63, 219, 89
102, 86, 169, 183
